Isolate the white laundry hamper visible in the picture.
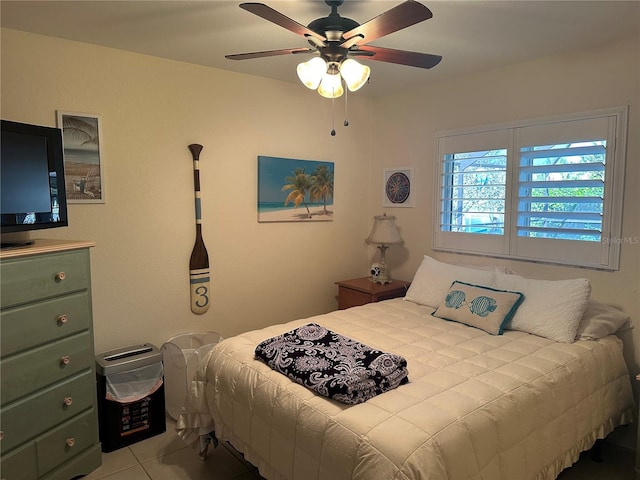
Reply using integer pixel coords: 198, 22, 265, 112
160, 332, 222, 420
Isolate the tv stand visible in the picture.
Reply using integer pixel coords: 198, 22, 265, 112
0, 231, 34, 249
1, 239, 35, 249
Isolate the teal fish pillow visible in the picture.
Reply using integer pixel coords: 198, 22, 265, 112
432, 281, 525, 335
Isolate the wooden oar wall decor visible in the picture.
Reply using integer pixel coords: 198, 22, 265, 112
188, 143, 210, 314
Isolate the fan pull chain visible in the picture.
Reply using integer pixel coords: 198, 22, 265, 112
344, 87, 349, 127
330, 94, 336, 136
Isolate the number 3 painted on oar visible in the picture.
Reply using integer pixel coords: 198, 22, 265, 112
188, 144, 211, 314
191, 278, 209, 313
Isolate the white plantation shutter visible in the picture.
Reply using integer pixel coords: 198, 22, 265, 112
435, 129, 510, 256
440, 149, 507, 235
516, 143, 606, 242
434, 107, 627, 270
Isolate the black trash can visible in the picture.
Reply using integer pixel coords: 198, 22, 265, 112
96, 344, 166, 452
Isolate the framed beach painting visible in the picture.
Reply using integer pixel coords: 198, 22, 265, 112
56, 111, 104, 203
258, 156, 334, 223
383, 167, 414, 207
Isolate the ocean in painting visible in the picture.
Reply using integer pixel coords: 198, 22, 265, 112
64, 148, 100, 164
258, 201, 333, 213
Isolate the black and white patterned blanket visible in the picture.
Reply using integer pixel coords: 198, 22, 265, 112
254, 323, 409, 405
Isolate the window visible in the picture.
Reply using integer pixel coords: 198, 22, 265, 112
434, 107, 627, 270
441, 148, 507, 235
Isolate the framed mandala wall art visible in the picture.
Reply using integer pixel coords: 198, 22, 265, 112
383, 167, 414, 207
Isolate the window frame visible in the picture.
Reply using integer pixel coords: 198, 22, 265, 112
433, 106, 628, 271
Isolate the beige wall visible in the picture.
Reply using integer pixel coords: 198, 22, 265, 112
2, 29, 638, 382
1, 29, 375, 352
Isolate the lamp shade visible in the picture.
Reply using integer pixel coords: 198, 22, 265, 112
340, 59, 370, 92
366, 213, 403, 245
317, 71, 344, 98
296, 57, 327, 90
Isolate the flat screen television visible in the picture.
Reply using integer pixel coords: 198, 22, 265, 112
1, 119, 68, 243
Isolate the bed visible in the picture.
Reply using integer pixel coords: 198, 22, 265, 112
178, 256, 635, 480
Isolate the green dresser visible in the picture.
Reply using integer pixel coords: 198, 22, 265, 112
1, 240, 102, 480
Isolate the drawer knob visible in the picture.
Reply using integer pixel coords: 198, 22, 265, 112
65, 437, 76, 448
63, 396, 73, 407
57, 314, 69, 325
61, 355, 71, 366
55, 272, 66, 282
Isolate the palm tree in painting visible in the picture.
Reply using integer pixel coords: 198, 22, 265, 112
62, 116, 99, 147
310, 165, 334, 215
282, 168, 313, 218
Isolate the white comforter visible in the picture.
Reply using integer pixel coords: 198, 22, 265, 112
195, 299, 634, 480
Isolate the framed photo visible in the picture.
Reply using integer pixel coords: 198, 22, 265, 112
56, 111, 104, 203
383, 167, 414, 207
258, 155, 334, 223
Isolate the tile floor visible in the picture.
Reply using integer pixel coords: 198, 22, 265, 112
85, 416, 635, 480
84, 417, 262, 480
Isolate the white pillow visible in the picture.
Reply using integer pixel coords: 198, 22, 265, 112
405, 255, 496, 308
495, 271, 591, 343
575, 299, 632, 340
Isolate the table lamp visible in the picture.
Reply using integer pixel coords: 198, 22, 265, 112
365, 213, 403, 284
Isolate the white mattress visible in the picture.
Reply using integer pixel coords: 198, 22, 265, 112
200, 299, 634, 480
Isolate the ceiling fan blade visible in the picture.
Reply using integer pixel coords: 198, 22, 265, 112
356, 45, 442, 69
226, 48, 314, 60
240, 3, 326, 42
343, 0, 433, 46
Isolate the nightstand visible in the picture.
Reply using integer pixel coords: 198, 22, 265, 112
335, 277, 411, 310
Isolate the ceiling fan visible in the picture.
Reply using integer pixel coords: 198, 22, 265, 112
226, 0, 442, 98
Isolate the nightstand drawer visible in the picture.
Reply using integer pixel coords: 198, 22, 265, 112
1, 292, 91, 357
0, 442, 38, 480
336, 278, 411, 310
1, 332, 93, 405
35, 409, 99, 476
0, 250, 90, 309
1, 371, 95, 454
338, 289, 372, 309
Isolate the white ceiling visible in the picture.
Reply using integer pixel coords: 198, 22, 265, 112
2, 1, 639, 97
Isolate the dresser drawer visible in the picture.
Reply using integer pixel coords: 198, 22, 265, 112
36, 409, 99, 476
1, 371, 95, 454
0, 250, 90, 309
40, 443, 102, 480
1, 292, 91, 357
1, 332, 93, 405
0, 442, 38, 480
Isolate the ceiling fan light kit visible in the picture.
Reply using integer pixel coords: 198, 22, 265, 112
297, 57, 370, 98
227, 0, 441, 130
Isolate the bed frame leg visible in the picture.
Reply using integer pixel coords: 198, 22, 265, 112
590, 439, 604, 463
198, 432, 219, 461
